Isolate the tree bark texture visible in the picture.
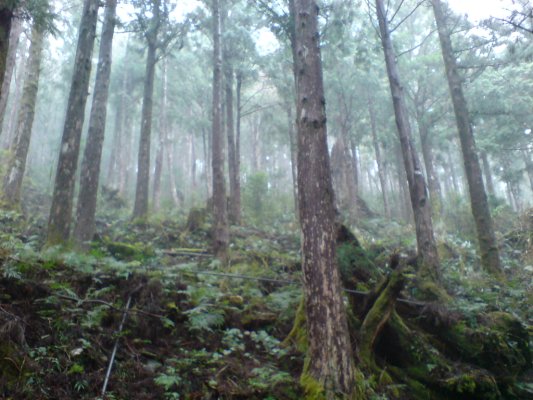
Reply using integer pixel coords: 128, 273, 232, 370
0, 15, 22, 135
293, 0, 357, 396
376, 0, 441, 284
152, 59, 168, 213
368, 98, 390, 218
73, 0, 117, 248
211, 0, 229, 259
481, 150, 496, 197
133, 41, 157, 219
2, 26, 44, 207
0, 6, 13, 94
431, 0, 503, 277
225, 66, 241, 224
46, 0, 99, 246
418, 119, 443, 217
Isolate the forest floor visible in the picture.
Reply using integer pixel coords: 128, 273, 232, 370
0, 194, 532, 399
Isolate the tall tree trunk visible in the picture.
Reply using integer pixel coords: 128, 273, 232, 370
225, 66, 240, 224
3, 37, 26, 150
1, 26, 44, 207
190, 132, 196, 190
152, 59, 168, 213
132, 40, 157, 219
431, 0, 503, 277
418, 118, 443, 217
376, 0, 441, 285
522, 150, 533, 194
235, 71, 242, 215
211, 0, 229, 259
106, 38, 130, 192
292, 0, 357, 395
73, 0, 116, 248
481, 150, 496, 197
0, 6, 13, 93
287, 102, 299, 216
368, 98, 390, 217
0, 16, 22, 135
46, 0, 99, 246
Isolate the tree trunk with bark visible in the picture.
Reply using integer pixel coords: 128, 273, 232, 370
292, 0, 358, 396
418, 118, 443, 218
286, 102, 299, 216
431, 0, 503, 277
0, 6, 13, 93
152, 59, 168, 213
132, 37, 157, 219
225, 65, 240, 224
481, 150, 496, 197
1, 26, 44, 207
73, 0, 116, 248
376, 0, 442, 287
211, 0, 229, 260
0, 16, 22, 135
46, 0, 99, 246
368, 98, 390, 218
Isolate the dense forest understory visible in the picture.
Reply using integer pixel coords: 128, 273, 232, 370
1, 0, 533, 398
0, 192, 531, 399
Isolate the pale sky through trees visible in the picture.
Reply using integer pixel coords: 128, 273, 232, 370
447, 0, 514, 22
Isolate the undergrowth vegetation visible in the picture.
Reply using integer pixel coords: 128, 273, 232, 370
0, 197, 532, 399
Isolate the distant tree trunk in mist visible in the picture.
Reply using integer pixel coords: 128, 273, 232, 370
522, 151, 533, 194
152, 59, 168, 213
211, 0, 229, 259
1, 26, 44, 207
46, 0, 99, 246
368, 98, 390, 217
73, 0, 116, 248
4, 46, 26, 150
286, 102, 298, 216
225, 66, 240, 224
0, 16, 22, 135
481, 150, 496, 197
432, 0, 503, 277
0, 6, 14, 93
418, 118, 443, 217
133, 36, 157, 219
292, 0, 357, 395
235, 72, 242, 212
376, 0, 441, 285
331, 137, 357, 220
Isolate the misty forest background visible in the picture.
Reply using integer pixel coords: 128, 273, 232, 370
0, 0, 532, 399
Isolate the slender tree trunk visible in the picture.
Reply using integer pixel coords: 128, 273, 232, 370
481, 150, 496, 197
418, 118, 443, 217
235, 71, 242, 214
0, 6, 13, 93
3, 38, 26, 150
292, 0, 357, 396
368, 98, 390, 217
522, 150, 533, 194
152, 59, 168, 213
287, 102, 299, 216
106, 38, 130, 191
2, 26, 44, 207
73, 0, 116, 248
132, 41, 157, 219
46, 0, 99, 246
0, 16, 21, 134
376, 0, 441, 285
225, 65, 240, 224
432, 0, 503, 277
211, 0, 229, 259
